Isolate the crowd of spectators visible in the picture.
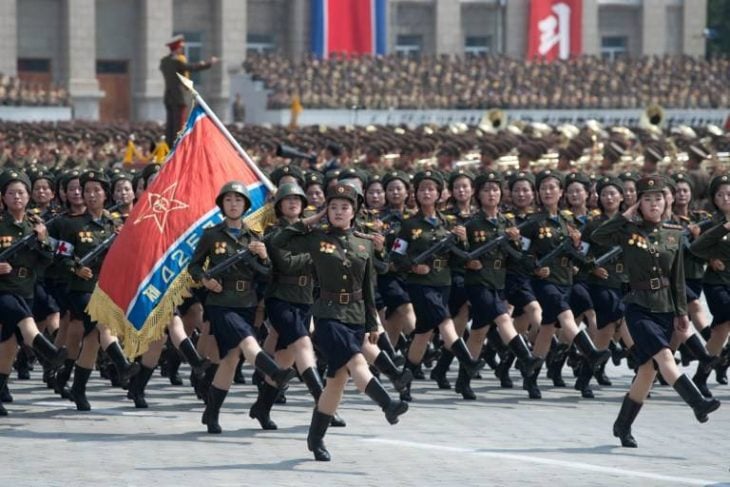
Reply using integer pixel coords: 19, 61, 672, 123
0, 73, 70, 106
1, 119, 727, 178
244, 53, 730, 111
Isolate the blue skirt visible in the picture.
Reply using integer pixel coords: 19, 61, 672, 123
204, 305, 257, 358
570, 280, 594, 317
588, 284, 625, 329
703, 284, 730, 326
532, 279, 572, 326
378, 274, 411, 318
407, 284, 451, 334
625, 303, 674, 366
265, 297, 312, 351
32, 282, 60, 322
68, 291, 96, 337
466, 285, 508, 330
0, 292, 33, 343
313, 318, 365, 377
505, 272, 537, 315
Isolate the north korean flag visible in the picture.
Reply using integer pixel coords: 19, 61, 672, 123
311, 0, 388, 58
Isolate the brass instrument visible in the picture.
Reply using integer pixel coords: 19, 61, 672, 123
640, 104, 665, 130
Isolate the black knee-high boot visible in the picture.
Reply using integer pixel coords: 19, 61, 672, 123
54, 358, 75, 399
613, 394, 642, 448
178, 337, 211, 377
198, 363, 218, 402
163, 337, 182, 385
572, 330, 610, 370
373, 351, 413, 393
547, 342, 569, 387
674, 374, 721, 423
364, 378, 409, 424
253, 352, 297, 389
692, 362, 714, 398
523, 363, 542, 399
249, 382, 280, 430
454, 364, 476, 400
307, 409, 332, 461
377, 333, 404, 366
574, 358, 595, 399
105, 342, 140, 386
494, 352, 515, 388
301, 367, 346, 427
233, 357, 246, 384
450, 338, 485, 378
0, 374, 8, 416
69, 366, 92, 411
128, 365, 155, 409
31, 334, 67, 370
15, 345, 32, 380
508, 335, 544, 379
684, 334, 718, 368
429, 349, 454, 390
202, 385, 228, 434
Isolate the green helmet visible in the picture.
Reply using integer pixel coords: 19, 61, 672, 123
216, 181, 251, 212
275, 183, 307, 207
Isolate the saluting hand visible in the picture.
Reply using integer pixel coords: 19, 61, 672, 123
0, 263, 12, 275
249, 241, 268, 260
202, 277, 223, 293
622, 202, 640, 220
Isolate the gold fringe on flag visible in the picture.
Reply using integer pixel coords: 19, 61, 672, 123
87, 202, 276, 359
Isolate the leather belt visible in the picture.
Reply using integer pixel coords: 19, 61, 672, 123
432, 258, 448, 270
320, 289, 363, 304
278, 275, 310, 287
13, 267, 29, 279
630, 277, 670, 291
224, 279, 252, 292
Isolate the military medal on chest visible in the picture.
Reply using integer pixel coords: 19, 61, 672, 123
538, 226, 553, 239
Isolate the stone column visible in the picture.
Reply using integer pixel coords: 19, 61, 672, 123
64, 0, 103, 120
209, 0, 247, 122
641, 0, 666, 55
288, 0, 307, 61
435, 0, 462, 55
0, 0, 17, 76
683, 0, 706, 56
582, 0, 600, 56
505, 0, 528, 58
132, 0, 172, 122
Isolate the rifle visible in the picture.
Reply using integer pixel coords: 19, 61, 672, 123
535, 238, 591, 268
593, 246, 623, 267
681, 218, 714, 249
77, 233, 118, 267
0, 209, 71, 262
411, 233, 458, 266
203, 234, 272, 279
463, 220, 532, 261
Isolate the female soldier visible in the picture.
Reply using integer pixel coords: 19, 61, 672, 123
304, 171, 326, 213
430, 169, 475, 391
59, 170, 140, 411
459, 171, 543, 400
565, 172, 601, 398
188, 181, 297, 434
668, 173, 716, 373
271, 182, 408, 462
111, 172, 135, 218
593, 175, 720, 448
378, 171, 416, 356
689, 174, 730, 397
618, 171, 639, 208
0, 170, 68, 415
364, 175, 386, 211
521, 170, 610, 400
581, 177, 634, 389
391, 170, 485, 402
251, 183, 345, 429
48, 170, 87, 398
501, 171, 543, 390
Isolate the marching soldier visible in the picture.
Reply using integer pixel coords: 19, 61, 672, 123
592, 175, 720, 448
188, 181, 297, 434
272, 182, 409, 461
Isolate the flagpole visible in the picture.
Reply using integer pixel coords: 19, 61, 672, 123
176, 73, 276, 192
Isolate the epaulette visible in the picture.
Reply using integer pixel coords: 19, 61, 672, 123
317, 223, 330, 231
403, 213, 411, 220
110, 212, 122, 220
28, 208, 42, 216
560, 209, 574, 218
662, 222, 683, 231
445, 215, 457, 222
589, 209, 601, 218
305, 205, 316, 211
504, 212, 515, 220
678, 215, 691, 223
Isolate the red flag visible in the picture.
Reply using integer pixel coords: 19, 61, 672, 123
527, 0, 582, 61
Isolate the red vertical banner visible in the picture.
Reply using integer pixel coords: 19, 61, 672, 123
527, 0, 582, 61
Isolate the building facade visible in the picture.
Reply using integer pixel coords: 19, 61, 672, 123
0, 0, 708, 122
